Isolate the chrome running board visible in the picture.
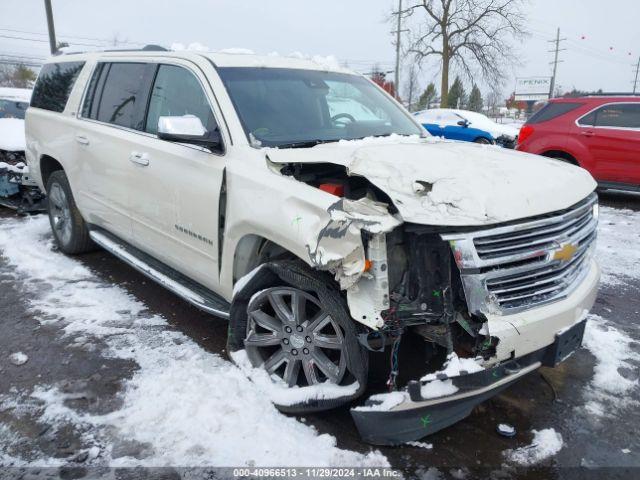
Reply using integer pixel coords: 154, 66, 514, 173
89, 229, 230, 319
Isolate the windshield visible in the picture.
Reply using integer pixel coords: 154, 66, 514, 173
0, 99, 29, 120
217, 67, 424, 148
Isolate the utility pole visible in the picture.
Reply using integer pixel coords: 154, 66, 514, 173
548, 27, 566, 98
44, 0, 57, 54
633, 56, 640, 94
391, 0, 409, 100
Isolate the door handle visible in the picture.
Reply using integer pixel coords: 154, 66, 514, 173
580, 131, 595, 137
75, 135, 90, 145
129, 151, 150, 166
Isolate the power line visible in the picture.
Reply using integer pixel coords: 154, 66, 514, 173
0, 26, 143, 46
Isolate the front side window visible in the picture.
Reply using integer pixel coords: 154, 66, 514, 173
217, 67, 423, 147
31, 61, 85, 112
594, 104, 640, 129
145, 65, 217, 135
0, 99, 29, 119
94, 63, 148, 129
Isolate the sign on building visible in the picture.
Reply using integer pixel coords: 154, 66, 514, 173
514, 77, 551, 101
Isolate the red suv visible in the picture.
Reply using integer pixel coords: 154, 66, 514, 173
517, 96, 640, 191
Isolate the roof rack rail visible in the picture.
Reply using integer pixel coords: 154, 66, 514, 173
59, 44, 169, 55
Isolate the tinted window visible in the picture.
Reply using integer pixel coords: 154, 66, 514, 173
527, 102, 583, 124
95, 63, 148, 129
577, 110, 596, 126
31, 61, 85, 112
145, 65, 216, 135
594, 104, 640, 128
0, 99, 29, 119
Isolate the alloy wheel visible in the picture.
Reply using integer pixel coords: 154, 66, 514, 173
48, 183, 73, 246
244, 287, 347, 387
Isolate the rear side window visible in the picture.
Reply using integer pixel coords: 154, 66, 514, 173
31, 61, 85, 112
527, 102, 583, 124
82, 62, 152, 130
594, 104, 640, 129
95, 63, 148, 129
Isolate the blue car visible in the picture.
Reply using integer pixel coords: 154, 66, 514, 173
414, 108, 496, 144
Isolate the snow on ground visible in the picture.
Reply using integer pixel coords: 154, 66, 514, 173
596, 206, 640, 285
0, 216, 388, 468
504, 428, 564, 465
582, 314, 640, 416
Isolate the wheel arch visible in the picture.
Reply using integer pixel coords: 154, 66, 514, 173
232, 233, 306, 286
40, 155, 64, 191
541, 150, 579, 166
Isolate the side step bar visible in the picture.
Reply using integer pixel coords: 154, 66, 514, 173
89, 229, 230, 319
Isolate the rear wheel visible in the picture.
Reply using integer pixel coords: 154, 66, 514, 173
46, 170, 94, 254
474, 137, 493, 144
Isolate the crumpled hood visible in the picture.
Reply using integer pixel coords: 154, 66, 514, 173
0, 118, 26, 152
267, 137, 597, 226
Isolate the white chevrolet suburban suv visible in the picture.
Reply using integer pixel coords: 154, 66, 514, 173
25, 47, 600, 445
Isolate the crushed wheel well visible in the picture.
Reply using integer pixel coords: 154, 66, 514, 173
233, 235, 299, 285
40, 155, 64, 190
541, 150, 579, 166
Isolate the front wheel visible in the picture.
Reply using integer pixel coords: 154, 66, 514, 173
228, 262, 368, 413
46, 170, 94, 254
474, 137, 493, 144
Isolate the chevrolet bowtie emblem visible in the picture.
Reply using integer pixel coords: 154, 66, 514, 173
553, 243, 578, 262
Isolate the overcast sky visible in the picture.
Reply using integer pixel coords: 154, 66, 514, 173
2, 0, 639, 99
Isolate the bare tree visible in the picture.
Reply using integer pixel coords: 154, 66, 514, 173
405, 0, 528, 107
403, 62, 420, 111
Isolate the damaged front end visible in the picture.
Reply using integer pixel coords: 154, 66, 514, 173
0, 151, 46, 214
274, 155, 598, 445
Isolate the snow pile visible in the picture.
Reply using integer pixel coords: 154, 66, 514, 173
0, 87, 32, 103
582, 314, 640, 415
505, 428, 564, 465
8, 352, 28, 366
417, 354, 483, 400
421, 353, 484, 382
596, 206, 640, 285
0, 118, 26, 152
231, 350, 360, 407
353, 391, 407, 412
0, 216, 388, 468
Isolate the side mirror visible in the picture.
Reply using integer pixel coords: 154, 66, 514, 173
457, 119, 470, 128
157, 115, 222, 151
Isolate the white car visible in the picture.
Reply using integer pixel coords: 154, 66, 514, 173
25, 49, 599, 445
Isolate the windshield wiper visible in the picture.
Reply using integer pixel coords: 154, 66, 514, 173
275, 139, 341, 149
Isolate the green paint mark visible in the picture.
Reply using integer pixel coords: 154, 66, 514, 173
420, 415, 432, 427
292, 215, 303, 226
432, 290, 441, 297
492, 370, 500, 378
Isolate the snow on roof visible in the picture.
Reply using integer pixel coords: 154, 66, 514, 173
0, 87, 32, 103
203, 51, 352, 73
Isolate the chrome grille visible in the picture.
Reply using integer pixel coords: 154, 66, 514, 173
441, 194, 598, 315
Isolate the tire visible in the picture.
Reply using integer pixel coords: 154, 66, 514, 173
474, 137, 493, 144
228, 261, 368, 413
46, 170, 94, 254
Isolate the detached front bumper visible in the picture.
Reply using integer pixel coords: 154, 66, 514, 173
351, 318, 587, 445
351, 259, 599, 446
